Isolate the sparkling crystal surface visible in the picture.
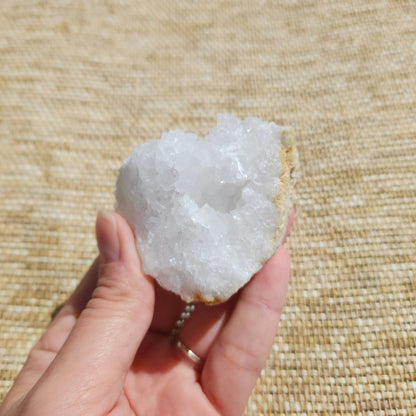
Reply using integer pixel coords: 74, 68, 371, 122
115, 114, 284, 302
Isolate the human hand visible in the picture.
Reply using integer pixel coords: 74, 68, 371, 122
0, 210, 292, 416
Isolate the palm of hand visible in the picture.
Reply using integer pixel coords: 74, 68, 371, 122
106, 283, 252, 416
122, 333, 216, 416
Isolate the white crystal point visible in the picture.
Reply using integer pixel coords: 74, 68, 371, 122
115, 114, 296, 303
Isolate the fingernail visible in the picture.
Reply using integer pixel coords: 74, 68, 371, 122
96, 210, 120, 263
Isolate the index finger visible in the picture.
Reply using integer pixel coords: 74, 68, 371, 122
201, 246, 290, 416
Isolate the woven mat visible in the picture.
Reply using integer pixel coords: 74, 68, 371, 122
1, 1, 415, 414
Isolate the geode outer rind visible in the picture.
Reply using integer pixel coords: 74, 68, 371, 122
115, 115, 298, 304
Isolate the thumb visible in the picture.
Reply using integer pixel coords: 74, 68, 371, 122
26, 212, 154, 414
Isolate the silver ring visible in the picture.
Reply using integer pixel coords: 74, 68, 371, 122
174, 337, 204, 366
169, 302, 197, 341
168, 302, 204, 369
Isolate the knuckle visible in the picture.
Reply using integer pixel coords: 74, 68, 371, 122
217, 337, 263, 376
240, 291, 284, 317
88, 264, 154, 320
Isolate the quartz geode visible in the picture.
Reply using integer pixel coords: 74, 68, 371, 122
115, 114, 297, 303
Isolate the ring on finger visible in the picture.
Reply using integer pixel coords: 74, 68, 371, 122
174, 336, 204, 369
169, 302, 204, 369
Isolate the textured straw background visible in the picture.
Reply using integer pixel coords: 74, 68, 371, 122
1, 1, 415, 414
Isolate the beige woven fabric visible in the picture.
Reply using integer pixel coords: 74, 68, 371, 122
1, 1, 415, 414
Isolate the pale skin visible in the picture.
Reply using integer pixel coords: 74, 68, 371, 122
0, 209, 294, 416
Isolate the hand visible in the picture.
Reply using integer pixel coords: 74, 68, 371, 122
0, 210, 292, 416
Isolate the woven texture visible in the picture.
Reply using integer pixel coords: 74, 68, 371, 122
1, 1, 415, 414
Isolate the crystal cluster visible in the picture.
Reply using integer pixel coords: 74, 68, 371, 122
115, 114, 287, 303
